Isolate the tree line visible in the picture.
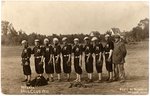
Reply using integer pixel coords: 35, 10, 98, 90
1, 18, 149, 46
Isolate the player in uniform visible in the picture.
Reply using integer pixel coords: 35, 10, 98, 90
72, 38, 82, 82
61, 37, 72, 81
21, 40, 32, 85
104, 34, 114, 83
83, 37, 93, 83
52, 38, 62, 82
43, 38, 54, 82
32, 39, 44, 76
92, 37, 103, 83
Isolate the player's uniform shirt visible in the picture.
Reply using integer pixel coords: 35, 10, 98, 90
93, 43, 103, 73
104, 41, 114, 72
32, 45, 44, 74
21, 47, 32, 75
52, 44, 61, 73
83, 44, 93, 73
72, 44, 82, 74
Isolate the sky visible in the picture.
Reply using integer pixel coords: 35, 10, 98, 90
2, 1, 149, 35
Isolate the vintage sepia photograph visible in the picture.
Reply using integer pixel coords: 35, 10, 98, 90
1, 0, 149, 95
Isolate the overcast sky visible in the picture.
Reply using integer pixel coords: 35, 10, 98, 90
2, 1, 149, 35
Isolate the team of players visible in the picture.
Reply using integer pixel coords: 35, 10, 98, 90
21, 34, 126, 85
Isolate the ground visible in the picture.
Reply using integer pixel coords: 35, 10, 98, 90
1, 40, 149, 95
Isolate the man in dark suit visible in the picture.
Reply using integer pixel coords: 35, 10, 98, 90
113, 34, 127, 83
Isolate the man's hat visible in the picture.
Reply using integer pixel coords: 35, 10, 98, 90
53, 38, 59, 42
74, 38, 79, 41
35, 39, 40, 42
91, 37, 98, 41
105, 34, 110, 38
62, 37, 67, 41
44, 38, 49, 42
21, 40, 27, 44
114, 34, 120, 38
84, 37, 89, 40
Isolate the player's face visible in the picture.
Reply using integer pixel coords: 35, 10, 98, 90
63, 40, 67, 45
115, 37, 120, 42
53, 41, 58, 45
35, 42, 39, 46
105, 37, 109, 41
92, 41, 96, 45
85, 40, 89, 44
22, 43, 28, 48
44, 41, 49, 45
74, 40, 78, 45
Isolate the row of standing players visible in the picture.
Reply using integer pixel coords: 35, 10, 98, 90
21, 34, 125, 85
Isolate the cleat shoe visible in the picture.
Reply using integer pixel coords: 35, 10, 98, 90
107, 79, 113, 83
67, 78, 70, 82
50, 78, 54, 82
106, 78, 110, 81
87, 79, 93, 83
96, 80, 103, 83
57, 79, 61, 82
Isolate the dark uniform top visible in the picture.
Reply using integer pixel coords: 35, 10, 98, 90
93, 43, 103, 54
72, 44, 83, 74
32, 46, 43, 57
83, 44, 93, 55
93, 43, 103, 73
72, 44, 82, 56
83, 43, 93, 73
104, 41, 114, 72
52, 44, 62, 73
21, 47, 32, 75
52, 44, 61, 56
43, 45, 53, 61
104, 41, 114, 52
61, 44, 72, 55
43, 45, 54, 74
21, 47, 32, 60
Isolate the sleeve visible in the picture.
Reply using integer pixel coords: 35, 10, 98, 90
92, 45, 95, 54
90, 44, 94, 53
31, 47, 34, 54
27, 48, 32, 58
72, 45, 75, 53
81, 44, 85, 52
100, 43, 103, 52
51, 46, 54, 54
120, 43, 127, 58
58, 45, 62, 54
41, 46, 45, 56
109, 41, 114, 50
42, 47, 45, 57
69, 45, 72, 54
49, 45, 53, 54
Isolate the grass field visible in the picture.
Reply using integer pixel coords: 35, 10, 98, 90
1, 40, 149, 95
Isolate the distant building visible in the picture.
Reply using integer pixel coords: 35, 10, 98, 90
110, 28, 121, 36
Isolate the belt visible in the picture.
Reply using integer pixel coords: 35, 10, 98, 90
35, 56, 42, 59
63, 54, 69, 57
85, 54, 91, 56
54, 56, 59, 58
95, 54, 99, 56
105, 52, 109, 54
74, 56, 80, 58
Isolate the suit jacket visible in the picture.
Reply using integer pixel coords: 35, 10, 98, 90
112, 40, 127, 64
